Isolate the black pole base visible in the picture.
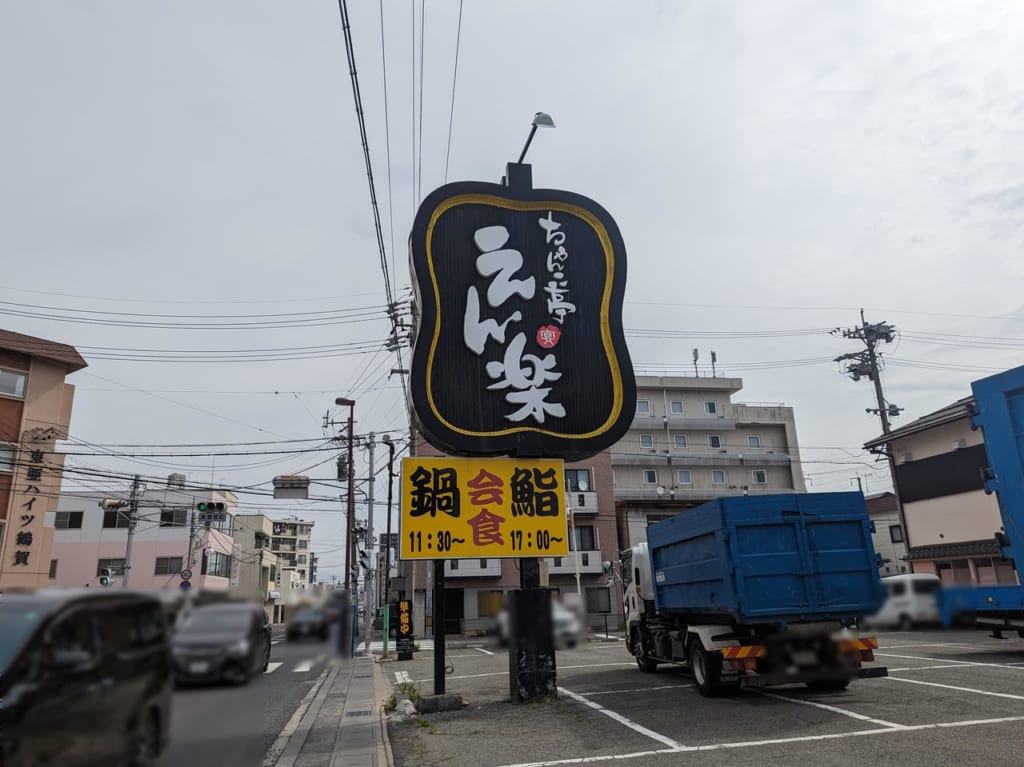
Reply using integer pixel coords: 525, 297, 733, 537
508, 588, 557, 703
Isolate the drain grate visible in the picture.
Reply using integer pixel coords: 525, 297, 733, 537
346, 710, 372, 717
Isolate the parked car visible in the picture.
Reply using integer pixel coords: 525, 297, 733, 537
286, 607, 329, 641
171, 603, 271, 685
864, 573, 942, 630
494, 597, 581, 648
0, 588, 172, 766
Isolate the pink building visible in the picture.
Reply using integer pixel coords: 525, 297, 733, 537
48, 474, 240, 592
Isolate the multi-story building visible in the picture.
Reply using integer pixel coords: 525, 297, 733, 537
614, 375, 806, 548
234, 513, 282, 621
864, 397, 1017, 586
48, 473, 240, 591
864, 491, 909, 576
0, 329, 87, 589
269, 515, 315, 584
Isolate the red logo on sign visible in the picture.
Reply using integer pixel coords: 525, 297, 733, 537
536, 325, 561, 349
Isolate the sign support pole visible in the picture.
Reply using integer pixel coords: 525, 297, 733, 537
433, 559, 446, 695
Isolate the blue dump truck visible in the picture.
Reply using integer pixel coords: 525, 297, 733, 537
623, 492, 888, 696
939, 365, 1024, 635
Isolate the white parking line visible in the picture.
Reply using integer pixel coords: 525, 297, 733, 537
759, 691, 904, 728
264, 662, 283, 674
293, 659, 317, 673
887, 665, 972, 672
876, 651, 1024, 671
886, 676, 1024, 700
582, 684, 692, 696
394, 670, 412, 684
491, 715, 1024, 767
558, 687, 686, 749
475, 646, 495, 655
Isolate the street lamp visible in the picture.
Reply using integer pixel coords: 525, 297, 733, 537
517, 112, 556, 164
335, 397, 357, 592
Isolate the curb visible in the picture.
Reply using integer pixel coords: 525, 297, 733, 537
265, 660, 339, 767
375, 656, 397, 767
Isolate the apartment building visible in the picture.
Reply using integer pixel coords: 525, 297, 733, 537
269, 515, 315, 585
614, 375, 806, 548
234, 513, 283, 620
864, 491, 909, 575
48, 474, 240, 591
864, 397, 1016, 586
0, 329, 86, 589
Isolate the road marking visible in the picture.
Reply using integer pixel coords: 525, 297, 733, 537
262, 663, 332, 767
886, 676, 1024, 700
264, 662, 284, 674
758, 691, 904, 728
414, 662, 637, 684
878, 642, 979, 649
876, 651, 1024, 670
490, 714, 1024, 767
887, 665, 972, 672
581, 684, 692, 696
293, 659, 318, 673
271, 640, 281, 645
394, 671, 412, 684
475, 646, 495, 655
558, 687, 686, 749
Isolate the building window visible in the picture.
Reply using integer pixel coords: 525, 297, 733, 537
639, 433, 654, 449
711, 470, 727, 485
204, 551, 232, 578
0, 444, 14, 473
573, 525, 596, 551
102, 510, 131, 529
636, 400, 651, 415
676, 469, 692, 485
450, 560, 459, 570
751, 470, 768, 485
673, 435, 688, 449
159, 508, 188, 528
155, 556, 183, 575
97, 558, 126, 576
49, 559, 58, 579
889, 525, 904, 543
565, 469, 591, 492
669, 400, 684, 415
747, 435, 762, 449
642, 469, 658, 484
298, 539, 308, 550
297, 555, 307, 564
55, 511, 84, 529
0, 369, 28, 398
703, 401, 718, 415
585, 586, 612, 614
707, 435, 722, 449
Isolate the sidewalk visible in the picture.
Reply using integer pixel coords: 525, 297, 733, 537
267, 650, 393, 767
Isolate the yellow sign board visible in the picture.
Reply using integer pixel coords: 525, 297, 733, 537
400, 457, 568, 560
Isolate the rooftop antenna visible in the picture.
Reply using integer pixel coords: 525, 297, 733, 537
710, 350, 717, 378
692, 348, 699, 377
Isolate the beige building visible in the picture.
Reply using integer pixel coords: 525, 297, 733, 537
864, 491, 909, 575
0, 329, 86, 589
270, 515, 315, 585
235, 513, 283, 621
614, 375, 806, 548
864, 397, 1016, 586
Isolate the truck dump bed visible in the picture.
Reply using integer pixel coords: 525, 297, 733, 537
648, 492, 885, 624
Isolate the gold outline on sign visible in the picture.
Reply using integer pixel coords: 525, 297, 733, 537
424, 194, 623, 439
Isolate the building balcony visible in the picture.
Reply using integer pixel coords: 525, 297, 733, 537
444, 559, 502, 578
630, 414, 737, 431
566, 491, 599, 515
614, 486, 793, 503
611, 450, 792, 468
545, 551, 604, 575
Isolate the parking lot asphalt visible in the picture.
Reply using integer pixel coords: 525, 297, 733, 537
385, 629, 1024, 767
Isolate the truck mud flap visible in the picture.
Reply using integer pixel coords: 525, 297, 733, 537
858, 666, 888, 679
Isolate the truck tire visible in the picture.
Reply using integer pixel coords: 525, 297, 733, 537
632, 630, 657, 673
689, 640, 731, 697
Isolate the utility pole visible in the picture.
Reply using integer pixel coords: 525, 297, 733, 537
364, 432, 376, 651
333, 398, 357, 592
122, 475, 142, 588
186, 498, 197, 571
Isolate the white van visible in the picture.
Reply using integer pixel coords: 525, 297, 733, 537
866, 573, 942, 630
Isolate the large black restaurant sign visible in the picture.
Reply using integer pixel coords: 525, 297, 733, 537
409, 177, 635, 460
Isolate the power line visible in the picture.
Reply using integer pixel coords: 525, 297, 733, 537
379, 0, 397, 286
417, 0, 425, 203
444, 0, 463, 183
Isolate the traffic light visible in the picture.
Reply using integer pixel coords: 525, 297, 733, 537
98, 568, 113, 587
98, 499, 128, 510
197, 502, 226, 512
358, 549, 370, 571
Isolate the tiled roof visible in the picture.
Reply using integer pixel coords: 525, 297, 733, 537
904, 539, 999, 561
863, 396, 974, 449
0, 328, 87, 372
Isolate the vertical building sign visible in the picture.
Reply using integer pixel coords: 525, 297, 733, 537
409, 179, 636, 460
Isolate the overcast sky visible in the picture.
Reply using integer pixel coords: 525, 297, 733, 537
2, 1, 1022, 580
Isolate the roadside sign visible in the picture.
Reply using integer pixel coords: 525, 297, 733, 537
180, 569, 193, 581
179, 580, 192, 591
400, 457, 568, 560
397, 599, 414, 661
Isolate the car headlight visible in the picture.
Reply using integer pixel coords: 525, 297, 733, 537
228, 639, 251, 656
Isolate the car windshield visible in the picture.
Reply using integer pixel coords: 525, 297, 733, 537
913, 579, 941, 595
178, 608, 250, 635
0, 604, 46, 671
292, 609, 321, 621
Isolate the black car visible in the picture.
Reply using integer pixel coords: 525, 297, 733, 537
286, 607, 329, 641
0, 588, 172, 767
171, 603, 272, 685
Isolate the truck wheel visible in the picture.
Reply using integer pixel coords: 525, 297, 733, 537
689, 640, 726, 697
632, 632, 657, 673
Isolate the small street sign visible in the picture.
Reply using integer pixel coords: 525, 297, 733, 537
179, 580, 192, 591
180, 569, 193, 581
